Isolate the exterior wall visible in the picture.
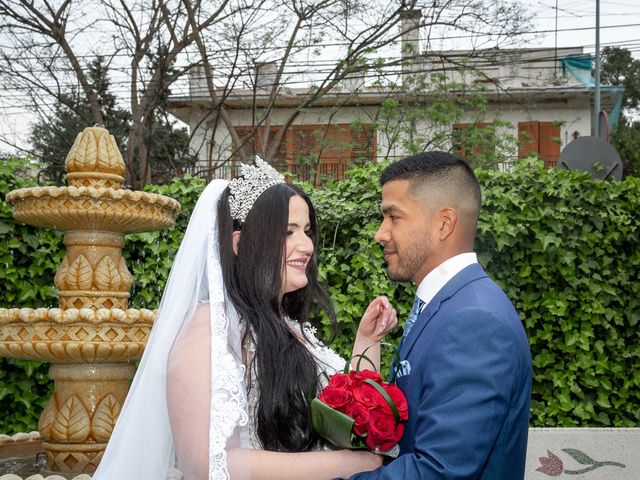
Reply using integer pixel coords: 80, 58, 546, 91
389, 96, 592, 164
187, 105, 380, 169
493, 97, 592, 163
420, 47, 586, 89
181, 96, 592, 171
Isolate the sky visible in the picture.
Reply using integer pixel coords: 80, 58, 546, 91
0, 0, 639, 156
529, 0, 640, 56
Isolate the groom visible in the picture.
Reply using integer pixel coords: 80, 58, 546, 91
350, 152, 532, 479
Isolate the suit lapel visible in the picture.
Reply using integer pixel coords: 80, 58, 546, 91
400, 263, 488, 358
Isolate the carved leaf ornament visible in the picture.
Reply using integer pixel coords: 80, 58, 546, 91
92, 394, 122, 442
54, 256, 70, 289
97, 134, 110, 171
95, 256, 122, 290
66, 131, 97, 172
38, 403, 56, 439
51, 395, 91, 442
55, 254, 132, 292
118, 256, 132, 287
66, 255, 93, 290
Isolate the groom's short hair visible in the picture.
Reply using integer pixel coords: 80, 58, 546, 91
380, 151, 481, 223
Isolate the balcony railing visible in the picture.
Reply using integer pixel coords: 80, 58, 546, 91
177, 161, 352, 184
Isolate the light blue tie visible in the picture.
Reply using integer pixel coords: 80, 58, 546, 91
403, 296, 425, 339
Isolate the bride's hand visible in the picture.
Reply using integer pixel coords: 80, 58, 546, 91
357, 296, 397, 342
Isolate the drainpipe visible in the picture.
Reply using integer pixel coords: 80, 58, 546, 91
594, 0, 601, 138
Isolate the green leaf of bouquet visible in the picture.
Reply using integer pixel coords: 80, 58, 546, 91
311, 398, 356, 449
363, 379, 400, 422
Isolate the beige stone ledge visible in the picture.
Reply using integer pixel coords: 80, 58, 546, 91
2, 428, 639, 479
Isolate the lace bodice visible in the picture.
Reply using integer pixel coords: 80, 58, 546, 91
244, 319, 346, 449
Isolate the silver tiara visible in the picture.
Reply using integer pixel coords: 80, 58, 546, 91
228, 156, 286, 222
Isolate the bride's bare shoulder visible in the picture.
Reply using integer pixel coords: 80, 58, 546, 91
168, 304, 211, 368
192, 302, 211, 322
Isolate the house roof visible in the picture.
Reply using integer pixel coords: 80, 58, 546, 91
168, 46, 624, 121
168, 84, 623, 123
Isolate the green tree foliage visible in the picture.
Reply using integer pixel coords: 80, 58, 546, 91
29, 56, 194, 186
611, 120, 640, 179
371, 69, 518, 170
600, 47, 640, 178
601, 47, 640, 111
1, 158, 639, 432
29, 57, 131, 185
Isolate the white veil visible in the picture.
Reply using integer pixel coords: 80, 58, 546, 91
93, 179, 250, 480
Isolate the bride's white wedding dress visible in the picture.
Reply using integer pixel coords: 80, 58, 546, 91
93, 180, 345, 480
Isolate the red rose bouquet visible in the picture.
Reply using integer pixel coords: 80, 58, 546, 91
311, 369, 408, 457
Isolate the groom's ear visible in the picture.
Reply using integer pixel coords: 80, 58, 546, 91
232, 230, 241, 255
438, 207, 457, 241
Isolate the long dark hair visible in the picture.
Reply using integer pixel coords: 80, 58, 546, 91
218, 182, 336, 452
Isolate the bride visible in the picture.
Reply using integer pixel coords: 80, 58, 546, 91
93, 158, 396, 480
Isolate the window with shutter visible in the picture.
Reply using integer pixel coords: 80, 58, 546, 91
518, 121, 561, 168
233, 123, 376, 182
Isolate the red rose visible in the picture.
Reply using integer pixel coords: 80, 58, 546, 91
346, 401, 371, 437
328, 373, 353, 390
382, 383, 409, 421
350, 369, 382, 384
353, 383, 385, 409
318, 387, 353, 410
366, 410, 404, 452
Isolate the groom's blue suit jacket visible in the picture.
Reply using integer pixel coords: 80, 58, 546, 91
350, 263, 532, 480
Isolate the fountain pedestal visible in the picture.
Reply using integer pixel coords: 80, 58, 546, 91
40, 364, 136, 473
0, 126, 181, 477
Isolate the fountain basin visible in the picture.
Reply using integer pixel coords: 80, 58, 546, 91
6, 187, 180, 233
0, 308, 154, 363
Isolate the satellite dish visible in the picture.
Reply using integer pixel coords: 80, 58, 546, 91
558, 136, 623, 181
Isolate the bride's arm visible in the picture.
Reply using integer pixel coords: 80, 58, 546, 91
351, 296, 397, 372
167, 305, 212, 480
228, 448, 381, 480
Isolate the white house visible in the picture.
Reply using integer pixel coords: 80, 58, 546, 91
168, 13, 622, 181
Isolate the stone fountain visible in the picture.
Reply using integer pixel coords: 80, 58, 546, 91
0, 126, 181, 478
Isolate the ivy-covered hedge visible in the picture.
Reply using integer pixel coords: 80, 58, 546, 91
1, 157, 638, 433
0, 158, 62, 433
476, 163, 639, 427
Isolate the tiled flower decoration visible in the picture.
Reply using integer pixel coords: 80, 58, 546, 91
536, 450, 563, 476
536, 448, 625, 476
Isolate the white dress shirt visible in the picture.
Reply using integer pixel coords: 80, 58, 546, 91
415, 252, 478, 311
